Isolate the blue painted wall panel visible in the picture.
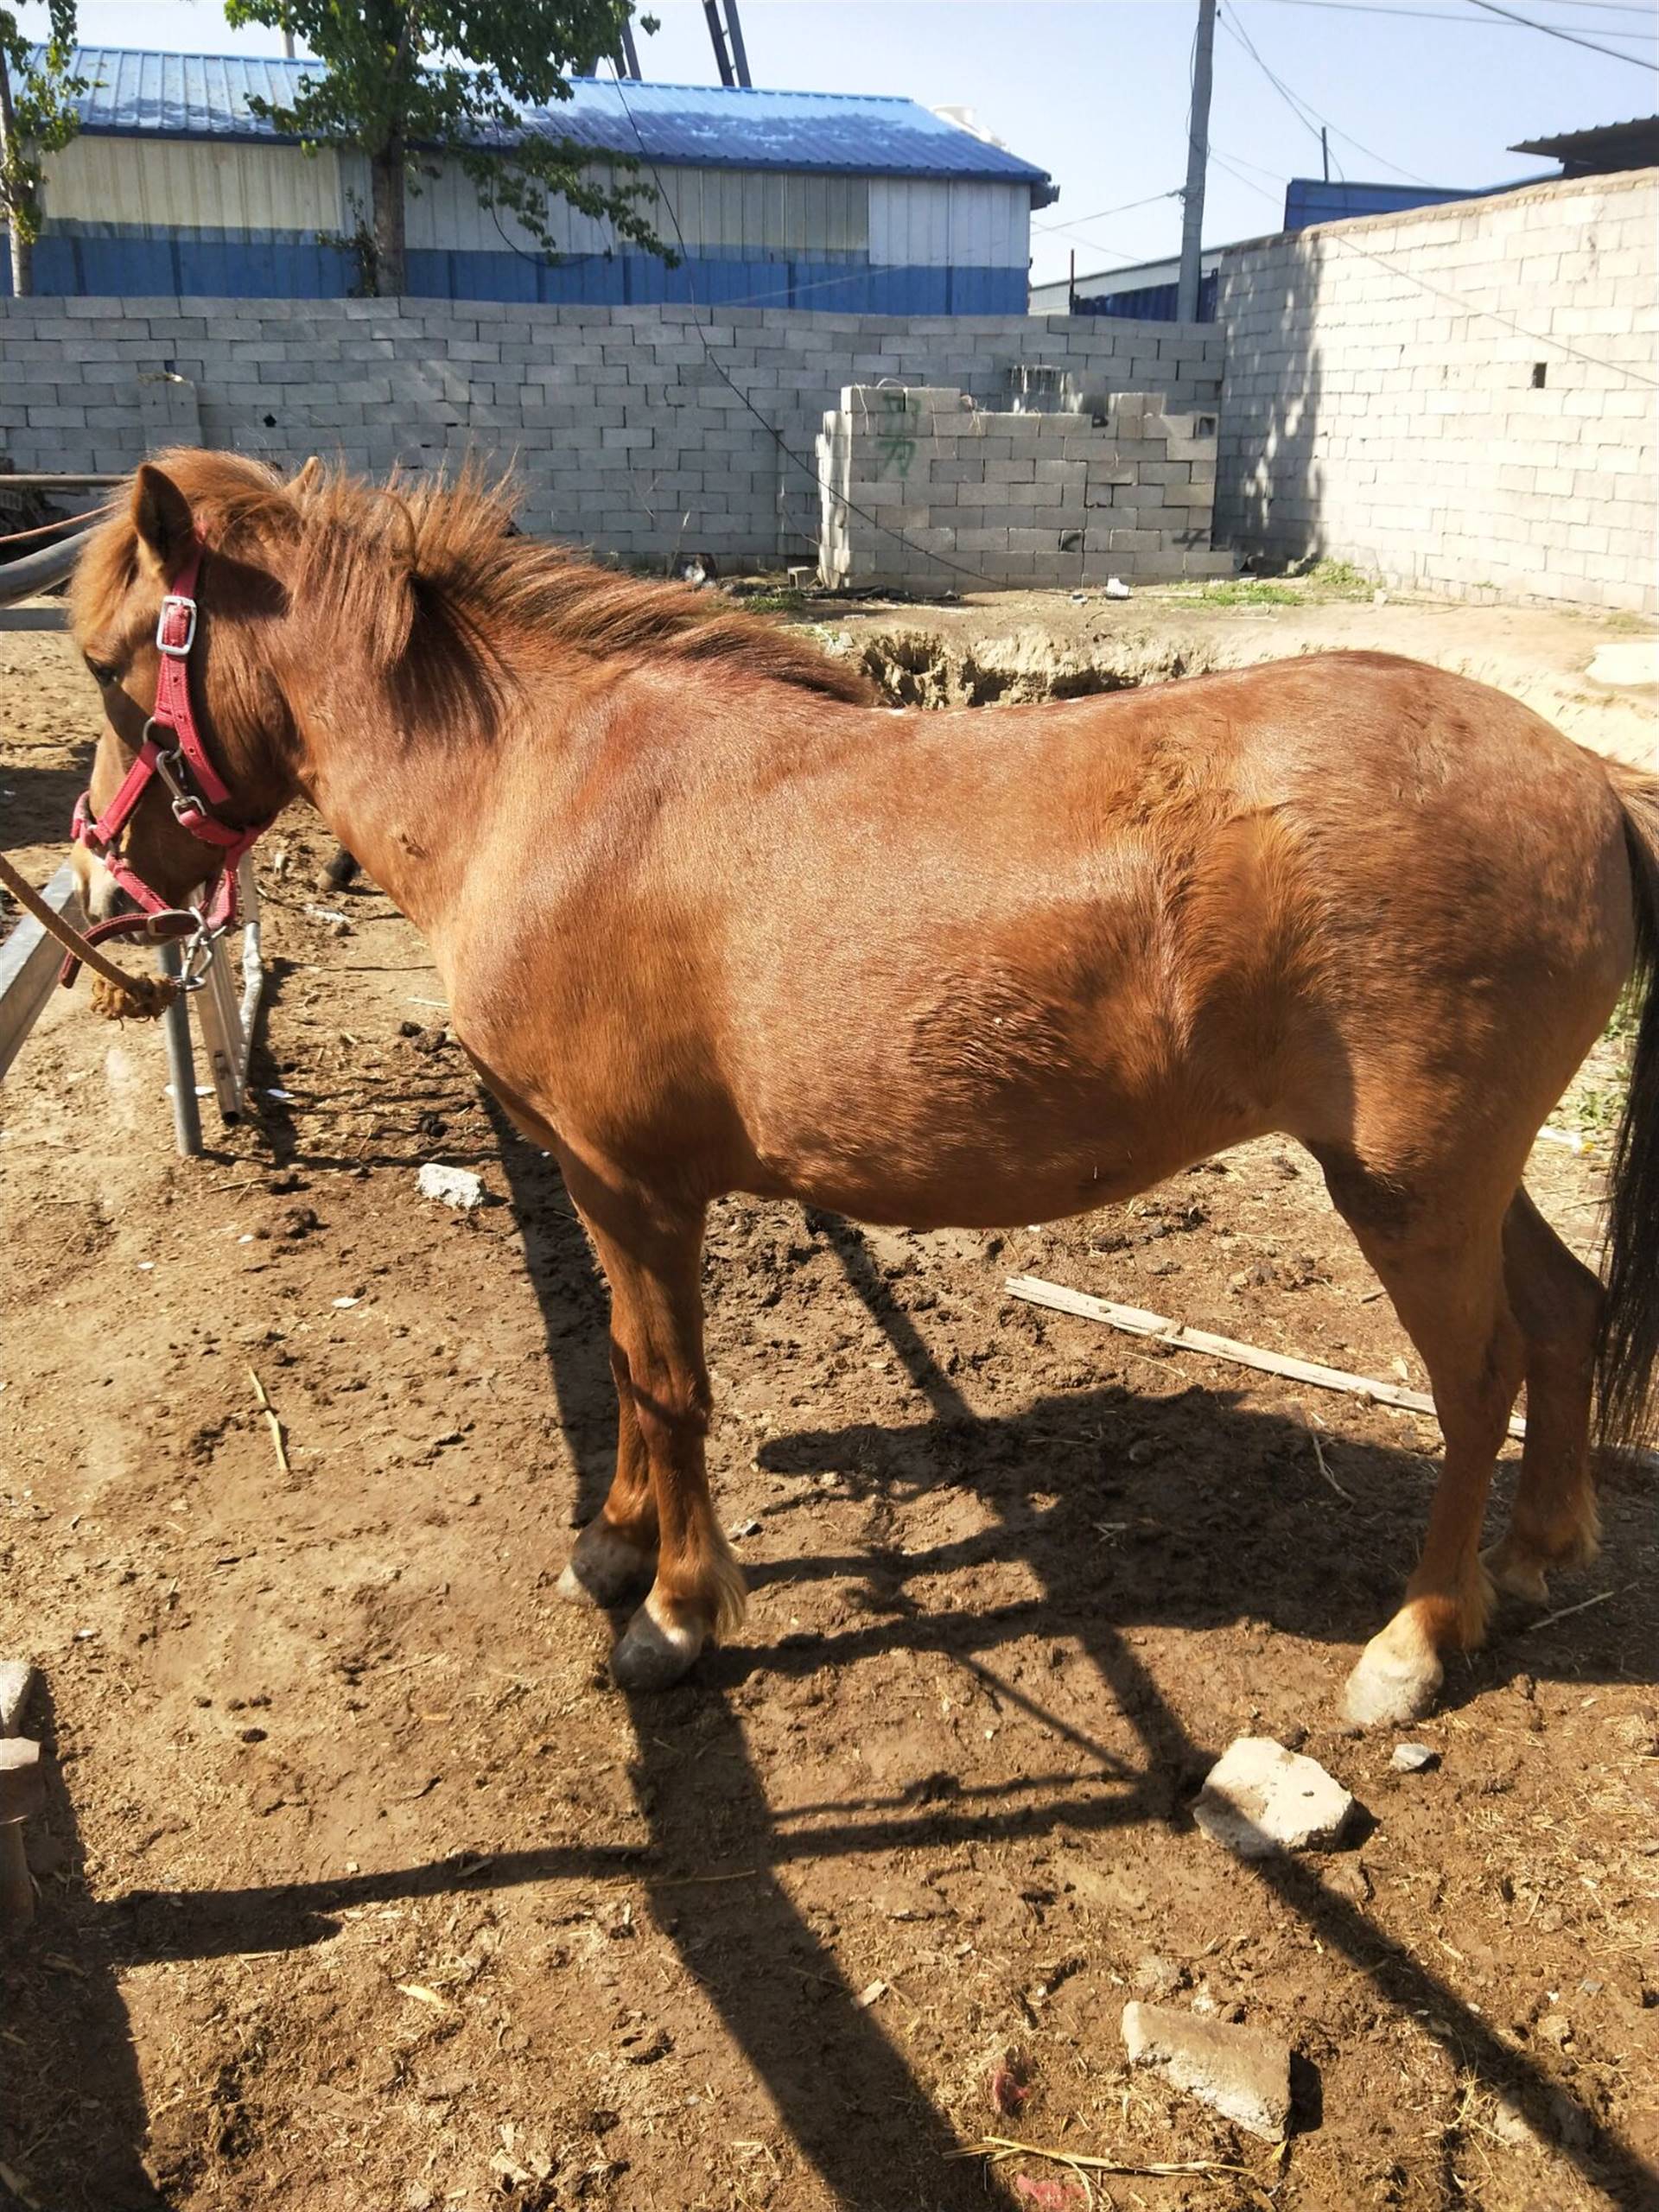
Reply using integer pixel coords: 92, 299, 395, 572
7, 227, 1027, 316
1072, 270, 1218, 324
1282, 177, 1479, 232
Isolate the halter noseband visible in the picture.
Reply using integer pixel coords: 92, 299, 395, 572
65, 545, 272, 988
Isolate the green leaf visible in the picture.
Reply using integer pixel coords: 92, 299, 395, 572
218, 2, 671, 287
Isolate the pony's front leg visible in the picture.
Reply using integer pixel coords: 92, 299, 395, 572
560, 1160, 744, 1689
557, 1341, 659, 1606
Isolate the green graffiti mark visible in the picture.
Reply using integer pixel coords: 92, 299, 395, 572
876, 386, 918, 480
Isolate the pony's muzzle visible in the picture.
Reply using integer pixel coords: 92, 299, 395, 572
71, 842, 125, 924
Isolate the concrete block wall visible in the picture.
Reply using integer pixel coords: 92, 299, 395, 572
817, 385, 1234, 590
1216, 168, 1659, 614
0, 296, 1223, 569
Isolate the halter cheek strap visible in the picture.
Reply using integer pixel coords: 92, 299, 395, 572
65, 546, 273, 985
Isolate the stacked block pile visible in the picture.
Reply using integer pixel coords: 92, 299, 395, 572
817, 385, 1235, 591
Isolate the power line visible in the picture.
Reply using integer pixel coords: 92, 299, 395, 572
1464, 0, 1659, 63
1218, 4, 1439, 183
1033, 189, 1182, 235
1263, 0, 1654, 30
1207, 143, 1659, 388
603, 67, 1006, 593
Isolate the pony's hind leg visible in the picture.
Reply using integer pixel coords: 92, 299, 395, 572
1484, 1187, 1602, 1605
1318, 1153, 1526, 1726
556, 1342, 660, 1607
559, 1157, 743, 1689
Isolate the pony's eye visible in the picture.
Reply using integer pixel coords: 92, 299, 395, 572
84, 657, 118, 686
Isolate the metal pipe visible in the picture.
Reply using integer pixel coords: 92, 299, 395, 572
0, 528, 94, 605
158, 940, 202, 1156
237, 861, 264, 1097
194, 941, 244, 1122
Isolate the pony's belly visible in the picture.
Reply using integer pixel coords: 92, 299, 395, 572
742, 1127, 1209, 1232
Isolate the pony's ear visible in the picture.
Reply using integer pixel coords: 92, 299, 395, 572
132, 463, 195, 578
289, 455, 322, 497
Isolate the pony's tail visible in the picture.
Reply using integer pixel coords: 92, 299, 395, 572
1597, 766, 1659, 1454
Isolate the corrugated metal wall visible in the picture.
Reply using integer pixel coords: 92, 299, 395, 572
45, 137, 1028, 268
48, 134, 346, 235
393, 157, 871, 259
28, 137, 1031, 308
868, 180, 1027, 269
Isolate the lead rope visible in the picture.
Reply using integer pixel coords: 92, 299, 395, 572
0, 851, 176, 1020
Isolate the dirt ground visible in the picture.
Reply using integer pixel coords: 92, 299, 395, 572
2, 583, 1656, 2212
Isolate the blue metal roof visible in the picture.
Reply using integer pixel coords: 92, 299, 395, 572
43, 47, 1054, 195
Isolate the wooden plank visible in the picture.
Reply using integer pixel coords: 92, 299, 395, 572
0, 864, 80, 1080
1004, 1272, 1529, 1441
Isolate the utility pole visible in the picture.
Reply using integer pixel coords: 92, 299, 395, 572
1176, 0, 1217, 325
1321, 124, 1330, 182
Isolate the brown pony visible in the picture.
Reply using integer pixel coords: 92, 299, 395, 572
69, 452, 1659, 1726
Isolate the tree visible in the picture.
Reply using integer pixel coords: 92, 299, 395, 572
0, 3, 86, 297
221, 2, 669, 297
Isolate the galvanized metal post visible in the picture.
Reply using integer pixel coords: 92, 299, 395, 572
1177, 0, 1217, 326
159, 939, 202, 1156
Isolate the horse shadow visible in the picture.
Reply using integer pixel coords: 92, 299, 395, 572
0, 1679, 164, 2211
11, 1108, 1654, 2210
476, 1119, 1656, 2211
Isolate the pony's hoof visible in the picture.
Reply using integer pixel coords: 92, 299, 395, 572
1482, 1535, 1550, 1608
556, 1522, 655, 1608
611, 1597, 706, 1690
1344, 1633, 1443, 1728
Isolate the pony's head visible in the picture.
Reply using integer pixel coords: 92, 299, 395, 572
67, 446, 874, 925
69, 452, 305, 920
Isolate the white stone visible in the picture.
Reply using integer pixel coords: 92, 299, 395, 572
1193, 1736, 1355, 1858
1121, 2001, 1292, 2140
417, 1162, 485, 1211
0, 1660, 36, 1738
1391, 1741, 1439, 1773
1587, 640, 1659, 690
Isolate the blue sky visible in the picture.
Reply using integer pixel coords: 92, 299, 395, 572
15, 0, 1659, 283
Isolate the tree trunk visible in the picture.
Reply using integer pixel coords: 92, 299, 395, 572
0, 46, 32, 299
371, 133, 406, 298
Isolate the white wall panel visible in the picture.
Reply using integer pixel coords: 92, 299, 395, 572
47, 135, 344, 233
401, 157, 868, 257
869, 178, 1028, 267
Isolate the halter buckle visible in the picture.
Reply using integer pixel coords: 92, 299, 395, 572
156, 594, 198, 657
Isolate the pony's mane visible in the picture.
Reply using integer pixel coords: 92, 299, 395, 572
82, 449, 874, 710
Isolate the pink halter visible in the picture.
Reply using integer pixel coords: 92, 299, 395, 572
65, 546, 271, 986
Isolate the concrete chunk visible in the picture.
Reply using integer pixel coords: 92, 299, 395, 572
1193, 1736, 1354, 1858
417, 1162, 485, 1211
0, 1738, 45, 1826
1122, 2001, 1292, 2140
0, 1661, 35, 1738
